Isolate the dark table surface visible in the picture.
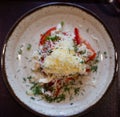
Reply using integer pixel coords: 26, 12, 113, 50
0, 1, 119, 117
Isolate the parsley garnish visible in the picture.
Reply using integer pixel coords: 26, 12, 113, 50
91, 65, 98, 72
31, 83, 42, 95
73, 45, 78, 52
18, 49, 22, 55
27, 76, 32, 80
27, 44, 32, 50
103, 51, 107, 58
23, 77, 26, 82
56, 94, 65, 102
46, 35, 58, 41
80, 60, 84, 64
48, 50, 53, 53
74, 87, 80, 95
80, 50, 86, 54
30, 97, 35, 100
64, 85, 70, 93
44, 95, 54, 103
61, 21, 64, 27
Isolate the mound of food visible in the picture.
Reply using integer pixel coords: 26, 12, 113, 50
28, 22, 98, 103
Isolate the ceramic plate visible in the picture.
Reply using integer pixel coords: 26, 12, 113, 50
1, 3, 117, 117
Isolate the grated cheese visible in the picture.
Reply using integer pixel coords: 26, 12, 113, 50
43, 39, 87, 77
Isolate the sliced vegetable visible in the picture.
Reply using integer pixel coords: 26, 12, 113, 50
83, 41, 95, 53
39, 27, 56, 45
87, 52, 96, 62
86, 68, 91, 72
74, 28, 96, 62
74, 28, 82, 45
65, 77, 75, 83
83, 41, 96, 62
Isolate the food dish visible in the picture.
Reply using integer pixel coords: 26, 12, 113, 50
29, 22, 99, 103
1, 3, 117, 117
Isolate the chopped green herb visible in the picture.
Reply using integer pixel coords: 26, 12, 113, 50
48, 50, 53, 53
27, 44, 32, 50
103, 51, 107, 58
31, 83, 42, 95
61, 21, 64, 27
18, 49, 22, 55
46, 35, 58, 41
104, 51, 107, 55
30, 97, 35, 100
44, 83, 54, 92
91, 65, 98, 72
23, 77, 26, 82
27, 76, 32, 80
73, 45, 78, 52
80, 50, 86, 54
56, 94, 65, 102
74, 87, 80, 95
64, 85, 70, 93
44, 95, 54, 103
86, 28, 89, 33
80, 60, 84, 64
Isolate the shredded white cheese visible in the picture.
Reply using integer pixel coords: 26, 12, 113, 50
43, 39, 87, 77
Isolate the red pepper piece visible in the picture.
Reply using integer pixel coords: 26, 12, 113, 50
54, 87, 61, 97
87, 52, 96, 62
48, 81, 54, 87
65, 77, 74, 83
74, 28, 82, 45
39, 27, 56, 45
86, 68, 91, 72
53, 79, 62, 97
83, 41, 96, 62
83, 41, 95, 53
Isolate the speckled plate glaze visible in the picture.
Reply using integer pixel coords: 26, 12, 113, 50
1, 3, 117, 117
